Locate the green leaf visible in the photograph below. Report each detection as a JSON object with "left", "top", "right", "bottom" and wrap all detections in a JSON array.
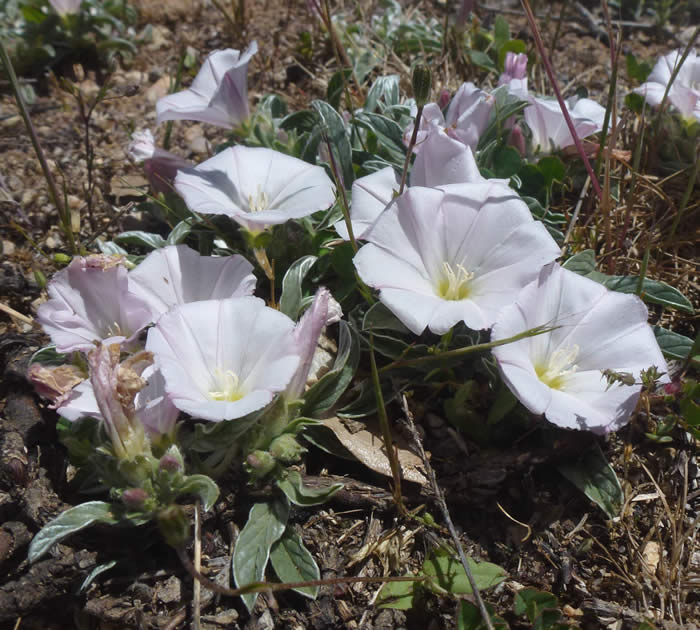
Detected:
[
  {"left": 302, "top": 321, "right": 360, "bottom": 417},
  {"left": 537, "top": 156, "right": 566, "bottom": 189},
  {"left": 232, "top": 498, "right": 290, "bottom": 612},
  {"left": 276, "top": 470, "right": 343, "bottom": 506},
  {"left": 29, "top": 501, "right": 118, "bottom": 563},
  {"left": 653, "top": 325, "right": 694, "bottom": 360},
  {"left": 626, "top": 53, "right": 652, "bottom": 84},
  {"left": 497, "top": 39, "right": 527, "bottom": 70},
  {"left": 376, "top": 578, "right": 416, "bottom": 610},
  {"left": 562, "top": 249, "right": 597, "bottom": 274},
  {"left": 30, "top": 344, "right": 67, "bottom": 366},
  {"left": 279, "top": 255, "right": 317, "bottom": 320},
  {"left": 492, "top": 146, "right": 523, "bottom": 178},
  {"left": 363, "top": 302, "right": 411, "bottom": 334},
  {"left": 468, "top": 49, "right": 497, "bottom": 72},
  {"left": 79, "top": 560, "right": 118, "bottom": 594},
  {"left": 557, "top": 441, "right": 622, "bottom": 519},
  {"left": 97, "top": 239, "right": 128, "bottom": 256},
  {"left": 114, "top": 231, "right": 167, "bottom": 250},
  {"left": 327, "top": 69, "right": 353, "bottom": 110},
  {"left": 423, "top": 547, "right": 506, "bottom": 595},
  {"left": 279, "top": 110, "right": 317, "bottom": 134},
  {"left": 493, "top": 15, "right": 510, "bottom": 53},
  {"left": 312, "top": 100, "right": 354, "bottom": 187},
  {"left": 269, "top": 527, "right": 320, "bottom": 598},
  {"left": 177, "top": 474, "right": 220, "bottom": 512},
  {"left": 458, "top": 601, "right": 509, "bottom": 630},
  {"left": 166, "top": 218, "right": 197, "bottom": 245},
  {"left": 365, "top": 74, "right": 400, "bottom": 113},
  {"left": 354, "top": 112, "right": 406, "bottom": 165},
  {"left": 514, "top": 589, "right": 565, "bottom": 628}
]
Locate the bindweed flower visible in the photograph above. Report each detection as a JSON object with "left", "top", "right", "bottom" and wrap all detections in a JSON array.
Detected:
[
  {"left": 491, "top": 263, "right": 669, "bottom": 433},
  {"left": 174, "top": 146, "right": 336, "bottom": 233},
  {"left": 156, "top": 43, "right": 258, "bottom": 129},
  {"left": 524, "top": 95, "right": 607, "bottom": 153},
  {"left": 353, "top": 183, "right": 560, "bottom": 334},
  {"left": 334, "top": 135, "right": 486, "bottom": 241},
  {"left": 128, "top": 244, "right": 256, "bottom": 319},
  {"left": 49, "top": 0, "right": 81, "bottom": 16},
  {"left": 146, "top": 297, "right": 301, "bottom": 422},
  {"left": 37, "top": 255, "right": 154, "bottom": 353},
  {"left": 405, "top": 82, "right": 494, "bottom": 153},
  {"left": 633, "top": 49, "right": 700, "bottom": 122},
  {"left": 334, "top": 167, "right": 397, "bottom": 241},
  {"left": 498, "top": 52, "right": 528, "bottom": 99},
  {"left": 128, "top": 130, "right": 192, "bottom": 194},
  {"left": 88, "top": 344, "right": 152, "bottom": 459},
  {"left": 286, "top": 288, "right": 342, "bottom": 400}
]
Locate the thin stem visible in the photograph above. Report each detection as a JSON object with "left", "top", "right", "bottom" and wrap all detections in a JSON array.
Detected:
[
  {"left": 667, "top": 147, "right": 700, "bottom": 242},
  {"left": 401, "top": 396, "right": 495, "bottom": 630},
  {"left": 370, "top": 335, "right": 405, "bottom": 515},
  {"left": 399, "top": 105, "right": 423, "bottom": 195},
  {"left": 324, "top": 133, "right": 358, "bottom": 253},
  {"left": 520, "top": 0, "right": 602, "bottom": 200},
  {"left": 0, "top": 39, "right": 77, "bottom": 254},
  {"left": 380, "top": 324, "right": 554, "bottom": 374},
  {"left": 193, "top": 502, "right": 201, "bottom": 630},
  {"left": 176, "top": 546, "right": 421, "bottom": 598}
]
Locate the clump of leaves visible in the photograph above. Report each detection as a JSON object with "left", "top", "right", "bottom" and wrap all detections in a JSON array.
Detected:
[{"left": 0, "top": 0, "right": 138, "bottom": 79}]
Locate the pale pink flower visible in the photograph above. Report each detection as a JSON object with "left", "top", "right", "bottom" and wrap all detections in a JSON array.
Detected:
[
  {"left": 146, "top": 297, "right": 301, "bottom": 422},
  {"left": 128, "top": 244, "right": 256, "bottom": 319},
  {"left": 498, "top": 52, "right": 528, "bottom": 99},
  {"left": 634, "top": 49, "right": 700, "bottom": 121},
  {"left": 492, "top": 263, "right": 669, "bottom": 433},
  {"left": 128, "top": 129, "right": 192, "bottom": 194},
  {"left": 49, "top": 0, "right": 81, "bottom": 16},
  {"left": 156, "top": 43, "right": 258, "bottom": 129},
  {"left": 174, "top": 146, "right": 336, "bottom": 232},
  {"left": 353, "top": 183, "right": 560, "bottom": 335}
]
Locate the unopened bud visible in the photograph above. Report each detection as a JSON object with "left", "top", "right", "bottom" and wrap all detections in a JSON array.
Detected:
[
  {"left": 411, "top": 64, "right": 432, "bottom": 107},
  {"left": 159, "top": 453, "right": 183, "bottom": 473},
  {"left": 246, "top": 450, "right": 276, "bottom": 480},
  {"left": 53, "top": 253, "right": 72, "bottom": 265},
  {"left": 122, "top": 488, "right": 149, "bottom": 510},
  {"left": 269, "top": 434, "right": 307, "bottom": 465},
  {"left": 157, "top": 505, "right": 189, "bottom": 548}
]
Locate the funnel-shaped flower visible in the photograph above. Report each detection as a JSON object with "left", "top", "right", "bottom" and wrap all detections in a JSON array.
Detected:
[
  {"left": 128, "top": 129, "right": 192, "bottom": 194},
  {"left": 146, "top": 297, "right": 301, "bottom": 422},
  {"left": 405, "top": 82, "right": 494, "bottom": 153},
  {"left": 286, "top": 288, "right": 342, "bottom": 400},
  {"left": 492, "top": 263, "right": 669, "bottom": 433},
  {"left": 49, "top": 0, "right": 81, "bottom": 15},
  {"left": 128, "top": 244, "right": 256, "bottom": 318},
  {"left": 498, "top": 52, "right": 528, "bottom": 99},
  {"left": 156, "top": 43, "right": 258, "bottom": 129},
  {"left": 174, "top": 146, "right": 336, "bottom": 232},
  {"left": 37, "top": 255, "right": 154, "bottom": 353},
  {"left": 633, "top": 49, "right": 700, "bottom": 121},
  {"left": 524, "top": 96, "right": 606, "bottom": 153},
  {"left": 58, "top": 364, "right": 180, "bottom": 439},
  {"left": 88, "top": 344, "right": 152, "bottom": 459},
  {"left": 353, "top": 183, "right": 560, "bottom": 335}
]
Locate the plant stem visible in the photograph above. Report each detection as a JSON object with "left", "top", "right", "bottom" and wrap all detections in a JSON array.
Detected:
[
  {"left": 399, "top": 105, "right": 423, "bottom": 195},
  {"left": 520, "top": 0, "right": 602, "bottom": 200},
  {"left": 0, "top": 39, "right": 77, "bottom": 254}
]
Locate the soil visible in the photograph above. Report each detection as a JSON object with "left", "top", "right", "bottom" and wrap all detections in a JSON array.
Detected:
[{"left": 0, "top": 0, "right": 698, "bottom": 629}]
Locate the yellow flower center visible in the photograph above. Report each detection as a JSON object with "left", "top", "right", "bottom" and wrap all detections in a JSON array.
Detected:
[
  {"left": 209, "top": 368, "right": 244, "bottom": 402},
  {"left": 535, "top": 345, "right": 579, "bottom": 390},
  {"left": 436, "top": 262, "right": 473, "bottom": 300},
  {"left": 248, "top": 186, "right": 269, "bottom": 213}
]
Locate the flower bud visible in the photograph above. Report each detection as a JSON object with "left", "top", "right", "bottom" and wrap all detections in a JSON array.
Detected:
[
  {"left": 122, "top": 488, "right": 149, "bottom": 510},
  {"left": 411, "top": 64, "right": 432, "bottom": 107},
  {"left": 157, "top": 505, "right": 189, "bottom": 548},
  {"left": 245, "top": 450, "right": 276, "bottom": 480},
  {"left": 159, "top": 453, "right": 183, "bottom": 473},
  {"left": 269, "top": 434, "right": 307, "bottom": 465}
]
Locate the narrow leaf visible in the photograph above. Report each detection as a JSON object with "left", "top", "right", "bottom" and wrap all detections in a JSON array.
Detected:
[
  {"left": 652, "top": 325, "right": 694, "bottom": 360},
  {"left": 276, "top": 470, "right": 343, "bottom": 506},
  {"left": 114, "top": 231, "right": 167, "bottom": 250},
  {"left": 29, "top": 501, "right": 117, "bottom": 563},
  {"left": 232, "top": 498, "right": 290, "bottom": 612},
  {"left": 557, "top": 442, "right": 622, "bottom": 518},
  {"left": 376, "top": 578, "right": 416, "bottom": 610},
  {"left": 312, "top": 100, "right": 354, "bottom": 187},
  {"left": 279, "top": 255, "right": 317, "bottom": 320},
  {"left": 423, "top": 547, "right": 506, "bottom": 595},
  {"left": 269, "top": 527, "right": 320, "bottom": 598},
  {"left": 177, "top": 474, "right": 220, "bottom": 512}
]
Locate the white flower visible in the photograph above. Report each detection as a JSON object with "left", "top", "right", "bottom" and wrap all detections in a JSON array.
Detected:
[
  {"left": 128, "top": 244, "right": 256, "bottom": 319},
  {"left": 145, "top": 297, "right": 301, "bottom": 422},
  {"left": 634, "top": 49, "right": 700, "bottom": 121},
  {"left": 156, "top": 43, "right": 258, "bottom": 129},
  {"left": 37, "top": 256, "right": 154, "bottom": 353},
  {"left": 524, "top": 96, "right": 607, "bottom": 153},
  {"left": 174, "top": 146, "right": 336, "bottom": 232},
  {"left": 49, "top": 0, "right": 81, "bottom": 16},
  {"left": 353, "top": 183, "right": 560, "bottom": 334},
  {"left": 492, "top": 263, "right": 669, "bottom": 433}
]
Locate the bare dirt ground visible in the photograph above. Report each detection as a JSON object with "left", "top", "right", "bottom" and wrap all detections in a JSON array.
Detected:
[{"left": 0, "top": 1, "right": 698, "bottom": 628}]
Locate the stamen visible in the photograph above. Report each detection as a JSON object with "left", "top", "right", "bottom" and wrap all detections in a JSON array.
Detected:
[
  {"left": 436, "top": 262, "right": 474, "bottom": 300},
  {"left": 248, "top": 185, "right": 269, "bottom": 213},
  {"left": 209, "top": 368, "right": 244, "bottom": 402},
  {"left": 535, "top": 344, "right": 579, "bottom": 390},
  {"left": 105, "top": 321, "right": 123, "bottom": 337}
]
